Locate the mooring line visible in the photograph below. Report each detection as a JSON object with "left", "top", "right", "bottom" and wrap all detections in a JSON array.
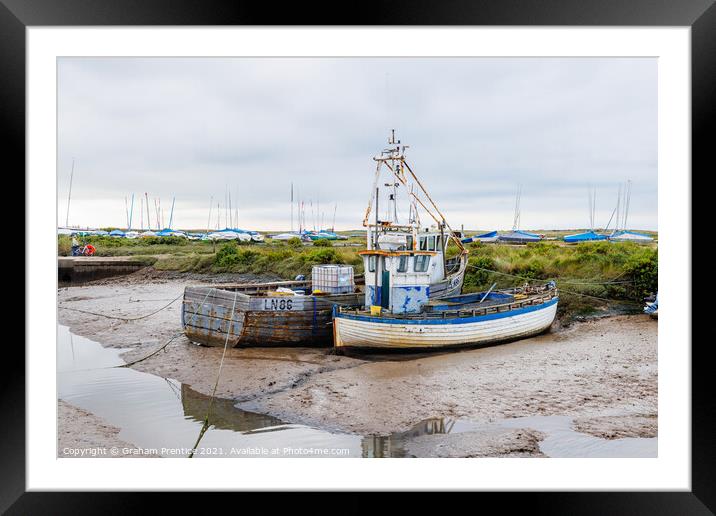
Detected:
[
  {"left": 58, "top": 293, "right": 183, "bottom": 321},
  {"left": 189, "top": 289, "right": 239, "bottom": 458},
  {"left": 464, "top": 264, "right": 639, "bottom": 303},
  {"left": 112, "top": 288, "right": 217, "bottom": 369}
]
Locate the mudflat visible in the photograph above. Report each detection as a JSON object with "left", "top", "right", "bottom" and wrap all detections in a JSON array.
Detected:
[{"left": 57, "top": 272, "right": 657, "bottom": 457}]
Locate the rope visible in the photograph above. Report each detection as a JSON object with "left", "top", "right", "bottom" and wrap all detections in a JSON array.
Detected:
[
  {"left": 112, "top": 288, "right": 216, "bottom": 368},
  {"left": 59, "top": 293, "right": 183, "bottom": 321},
  {"left": 465, "top": 263, "right": 632, "bottom": 287},
  {"left": 464, "top": 264, "right": 634, "bottom": 303},
  {"left": 189, "top": 289, "right": 239, "bottom": 458},
  {"left": 117, "top": 331, "right": 184, "bottom": 368}
]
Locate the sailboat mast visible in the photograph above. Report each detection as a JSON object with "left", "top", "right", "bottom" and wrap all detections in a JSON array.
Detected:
[
  {"left": 168, "top": 197, "right": 175, "bottom": 229},
  {"left": 65, "top": 158, "right": 75, "bottom": 227},
  {"left": 624, "top": 181, "right": 631, "bottom": 231},
  {"left": 206, "top": 196, "right": 213, "bottom": 233}
]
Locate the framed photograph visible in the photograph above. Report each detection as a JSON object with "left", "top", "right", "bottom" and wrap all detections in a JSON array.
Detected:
[{"left": 6, "top": 0, "right": 709, "bottom": 511}]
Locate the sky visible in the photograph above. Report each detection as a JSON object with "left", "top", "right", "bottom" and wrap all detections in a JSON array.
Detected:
[{"left": 57, "top": 57, "right": 657, "bottom": 232}]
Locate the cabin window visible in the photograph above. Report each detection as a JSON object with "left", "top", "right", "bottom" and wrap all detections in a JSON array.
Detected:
[
  {"left": 414, "top": 255, "right": 431, "bottom": 272},
  {"left": 368, "top": 255, "right": 376, "bottom": 272},
  {"left": 436, "top": 235, "right": 442, "bottom": 250},
  {"left": 419, "top": 237, "right": 427, "bottom": 250},
  {"left": 406, "top": 235, "right": 413, "bottom": 250},
  {"left": 397, "top": 255, "right": 409, "bottom": 273},
  {"left": 428, "top": 236, "right": 436, "bottom": 251}
]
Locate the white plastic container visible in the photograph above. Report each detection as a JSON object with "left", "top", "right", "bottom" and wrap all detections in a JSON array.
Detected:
[{"left": 312, "top": 265, "right": 355, "bottom": 294}]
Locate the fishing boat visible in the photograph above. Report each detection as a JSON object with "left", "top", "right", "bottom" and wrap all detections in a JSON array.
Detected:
[
  {"left": 359, "top": 131, "right": 468, "bottom": 305},
  {"left": 332, "top": 131, "right": 557, "bottom": 351},
  {"left": 333, "top": 283, "right": 559, "bottom": 350},
  {"left": 182, "top": 276, "right": 362, "bottom": 347}
]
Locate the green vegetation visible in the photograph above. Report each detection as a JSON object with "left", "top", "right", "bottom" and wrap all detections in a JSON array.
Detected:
[
  {"left": 462, "top": 240, "right": 658, "bottom": 318},
  {"left": 58, "top": 234, "right": 211, "bottom": 256},
  {"left": 208, "top": 241, "right": 362, "bottom": 277},
  {"left": 58, "top": 232, "right": 657, "bottom": 319}
]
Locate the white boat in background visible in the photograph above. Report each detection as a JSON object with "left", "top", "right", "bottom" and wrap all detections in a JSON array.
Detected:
[
  {"left": 644, "top": 293, "right": 658, "bottom": 319},
  {"left": 271, "top": 233, "right": 300, "bottom": 241},
  {"left": 609, "top": 230, "right": 654, "bottom": 243},
  {"left": 462, "top": 230, "right": 499, "bottom": 244},
  {"left": 208, "top": 229, "right": 252, "bottom": 242}
]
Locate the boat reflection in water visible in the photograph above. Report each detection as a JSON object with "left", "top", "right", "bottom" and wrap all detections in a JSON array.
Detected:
[{"left": 362, "top": 418, "right": 468, "bottom": 458}]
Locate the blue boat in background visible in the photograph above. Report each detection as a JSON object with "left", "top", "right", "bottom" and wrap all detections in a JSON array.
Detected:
[{"left": 563, "top": 230, "right": 608, "bottom": 243}]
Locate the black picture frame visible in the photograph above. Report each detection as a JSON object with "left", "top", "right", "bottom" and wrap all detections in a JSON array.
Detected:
[{"left": 4, "top": 0, "right": 709, "bottom": 512}]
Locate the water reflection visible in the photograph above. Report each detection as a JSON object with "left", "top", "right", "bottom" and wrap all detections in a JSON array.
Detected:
[
  {"left": 58, "top": 325, "right": 423, "bottom": 458},
  {"left": 363, "top": 418, "right": 477, "bottom": 458},
  {"left": 57, "top": 325, "right": 656, "bottom": 458}
]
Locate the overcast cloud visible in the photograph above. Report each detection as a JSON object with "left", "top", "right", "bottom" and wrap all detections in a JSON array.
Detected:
[{"left": 58, "top": 57, "right": 657, "bottom": 231}]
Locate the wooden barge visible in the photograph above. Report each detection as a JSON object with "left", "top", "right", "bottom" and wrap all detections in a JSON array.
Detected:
[{"left": 181, "top": 280, "right": 362, "bottom": 347}]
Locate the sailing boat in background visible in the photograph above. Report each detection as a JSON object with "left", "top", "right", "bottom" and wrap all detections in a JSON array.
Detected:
[
  {"left": 563, "top": 185, "right": 608, "bottom": 243},
  {"left": 608, "top": 180, "right": 654, "bottom": 243},
  {"left": 498, "top": 185, "right": 542, "bottom": 244}
]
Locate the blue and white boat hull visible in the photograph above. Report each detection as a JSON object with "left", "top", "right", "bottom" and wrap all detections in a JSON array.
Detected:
[{"left": 334, "top": 297, "right": 558, "bottom": 350}]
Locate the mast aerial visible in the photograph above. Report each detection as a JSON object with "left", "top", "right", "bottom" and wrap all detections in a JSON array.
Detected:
[{"left": 363, "top": 130, "right": 466, "bottom": 254}]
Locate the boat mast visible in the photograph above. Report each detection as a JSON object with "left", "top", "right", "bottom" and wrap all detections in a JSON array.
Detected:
[
  {"left": 512, "top": 184, "right": 522, "bottom": 231},
  {"left": 65, "top": 158, "right": 75, "bottom": 227},
  {"left": 145, "top": 192, "right": 150, "bottom": 230},
  {"left": 623, "top": 180, "right": 632, "bottom": 231},
  {"left": 365, "top": 130, "right": 466, "bottom": 254},
  {"left": 206, "top": 196, "right": 213, "bottom": 233},
  {"left": 128, "top": 193, "right": 134, "bottom": 231},
  {"left": 168, "top": 196, "right": 175, "bottom": 229}
]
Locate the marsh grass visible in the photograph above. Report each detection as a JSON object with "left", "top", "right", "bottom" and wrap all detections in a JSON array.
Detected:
[{"left": 58, "top": 234, "right": 656, "bottom": 317}]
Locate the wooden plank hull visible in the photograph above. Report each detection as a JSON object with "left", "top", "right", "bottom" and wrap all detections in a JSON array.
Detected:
[
  {"left": 182, "top": 285, "right": 362, "bottom": 347},
  {"left": 334, "top": 297, "right": 558, "bottom": 350}
]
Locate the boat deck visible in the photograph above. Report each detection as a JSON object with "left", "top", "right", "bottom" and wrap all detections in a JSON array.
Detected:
[{"left": 338, "top": 287, "right": 558, "bottom": 320}]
